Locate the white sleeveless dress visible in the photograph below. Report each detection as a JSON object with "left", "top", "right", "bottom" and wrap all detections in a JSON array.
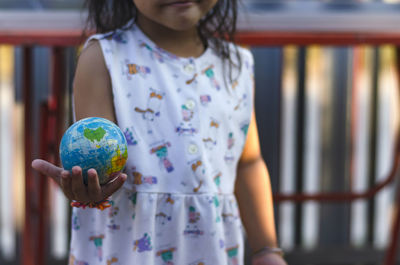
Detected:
[{"left": 69, "top": 23, "right": 254, "bottom": 265}]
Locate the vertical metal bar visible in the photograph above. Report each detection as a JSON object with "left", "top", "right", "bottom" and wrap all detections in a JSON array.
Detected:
[
  {"left": 22, "top": 46, "right": 35, "bottom": 265},
  {"left": 38, "top": 103, "right": 50, "bottom": 265},
  {"left": 294, "top": 47, "right": 306, "bottom": 246},
  {"left": 349, "top": 48, "right": 360, "bottom": 193},
  {"left": 367, "top": 47, "right": 380, "bottom": 244}
]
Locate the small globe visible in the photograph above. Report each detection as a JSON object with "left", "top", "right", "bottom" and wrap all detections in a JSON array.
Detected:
[{"left": 59, "top": 117, "right": 128, "bottom": 185}]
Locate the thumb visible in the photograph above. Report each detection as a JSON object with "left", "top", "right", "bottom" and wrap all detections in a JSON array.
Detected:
[
  {"left": 31, "top": 159, "right": 63, "bottom": 185},
  {"left": 101, "top": 173, "right": 127, "bottom": 199}
]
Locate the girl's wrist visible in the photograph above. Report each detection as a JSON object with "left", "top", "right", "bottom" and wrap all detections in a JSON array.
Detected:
[{"left": 252, "top": 246, "right": 284, "bottom": 258}]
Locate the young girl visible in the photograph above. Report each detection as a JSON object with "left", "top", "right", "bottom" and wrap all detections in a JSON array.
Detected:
[{"left": 32, "top": 1, "right": 287, "bottom": 264}]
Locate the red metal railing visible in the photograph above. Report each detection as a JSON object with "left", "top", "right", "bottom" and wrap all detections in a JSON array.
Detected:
[{"left": 2, "top": 29, "right": 400, "bottom": 265}]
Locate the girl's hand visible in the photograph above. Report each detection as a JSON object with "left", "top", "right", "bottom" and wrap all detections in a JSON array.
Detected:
[
  {"left": 31, "top": 159, "right": 127, "bottom": 205},
  {"left": 252, "top": 253, "right": 288, "bottom": 265}
]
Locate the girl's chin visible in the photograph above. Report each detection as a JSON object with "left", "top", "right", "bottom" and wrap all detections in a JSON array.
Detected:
[{"left": 163, "top": 16, "right": 202, "bottom": 31}]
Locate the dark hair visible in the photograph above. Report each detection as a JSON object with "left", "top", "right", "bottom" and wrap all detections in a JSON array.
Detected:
[{"left": 84, "top": 0, "right": 241, "bottom": 83}]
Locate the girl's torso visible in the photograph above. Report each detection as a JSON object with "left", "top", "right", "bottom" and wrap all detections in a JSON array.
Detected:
[{"left": 96, "top": 23, "right": 255, "bottom": 195}]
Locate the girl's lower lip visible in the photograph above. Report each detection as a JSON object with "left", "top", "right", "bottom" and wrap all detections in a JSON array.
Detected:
[{"left": 167, "top": 1, "right": 195, "bottom": 7}]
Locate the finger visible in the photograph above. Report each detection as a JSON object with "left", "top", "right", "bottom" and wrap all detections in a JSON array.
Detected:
[
  {"left": 87, "top": 169, "right": 102, "bottom": 202},
  {"left": 71, "top": 166, "right": 89, "bottom": 202},
  {"left": 61, "top": 171, "right": 74, "bottom": 200},
  {"left": 101, "top": 173, "right": 127, "bottom": 199},
  {"left": 31, "top": 159, "right": 62, "bottom": 185},
  {"left": 60, "top": 170, "right": 74, "bottom": 200}
]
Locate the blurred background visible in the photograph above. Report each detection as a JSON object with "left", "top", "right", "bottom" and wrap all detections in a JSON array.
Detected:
[{"left": 1, "top": 0, "right": 400, "bottom": 265}]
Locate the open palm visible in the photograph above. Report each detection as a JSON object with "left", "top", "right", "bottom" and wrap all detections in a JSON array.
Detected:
[{"left": 31, "top": 159, "right": 127, "bottom": 205}]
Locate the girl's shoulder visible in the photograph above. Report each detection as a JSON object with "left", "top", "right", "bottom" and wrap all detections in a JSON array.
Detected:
[{"left": 84, "top": 28, "right": 131, "bottom": 48}]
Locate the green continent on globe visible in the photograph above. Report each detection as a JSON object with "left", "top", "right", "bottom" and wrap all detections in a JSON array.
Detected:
[{"left": 84, "top": 127, "right": 106, "bottom": 142}]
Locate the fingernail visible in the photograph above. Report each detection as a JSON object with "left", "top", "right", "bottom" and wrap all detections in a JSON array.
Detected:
[
  {"left": 121, "top": 174, "right": 127, "bottom": 181},
  {"left": 31, "top": 160, "right": 38, "bottom": 168},
  {"left": 72, "top": 166, "right": 81, "bottom": 174}
]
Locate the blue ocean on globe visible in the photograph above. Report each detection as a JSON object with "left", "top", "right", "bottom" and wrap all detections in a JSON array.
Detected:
[{"left": 59, "top": 117, "right": 128, "bottom": 185}]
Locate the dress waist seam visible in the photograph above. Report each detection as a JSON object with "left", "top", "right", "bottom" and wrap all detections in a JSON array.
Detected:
[{"left": 121, "top": 189, "right": 235, "bottom": 196}]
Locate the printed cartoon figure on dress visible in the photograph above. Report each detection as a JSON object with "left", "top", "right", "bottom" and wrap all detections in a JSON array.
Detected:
[
  {"left": 156, "top": 196, "right": 174, "bottom": 228},
  {"left": 89, "top": 234, "right": 105, "bottom": 262},
  {"left": 184, "top": 206, "right": 204, "bottom": 237},
  {"left": 157, "top": 246, "right": 177, "bottom": 265},
  {"left": 133, "top": 233, "right": 153, "bottom": 252},
  {"left": 202, "top": 64, "right": 220, "bottom": 90},
  {"left": 135, "top": 88, "right": 165, "bottom": 121},
  {"left": 226, "top": 245, "right": 240, "bottom": 265},
  {"left": 123, "top": 126, "right": 139, "bottom": 146},
  {"left": 224, "top": 132, "right": 235, "bottom": 164},
  {"left": 106, "top": 201, "right": 121, "bottom": 232},
  {"left": 135, "top": 88, "right": 165, "bottom": 134},
  {"left": 155, "top": 211, "right": 172, "bottom": 226},
  {"left": 203, "top": 118, "right": 220, "bottom": 150},
  {"left": 176, "top": 98, "right": 198, "bottom": 136},
  {"left": 106, "top": 255, "right": 121, "bottom": 265},
  {"left": 190, "top": 159, "right": 206, "bottom": 192},
  {"left": 123, "top": 59, "right": 151, "bottom": 80},
  {"left": 150, "top": 141, "right": 174, "bottom": 173},
  {"left": 200, "top": 94, "right": 212, "bottom": 106},
  {"left": 131, "top": 166, "right": 158, "bottom": 185}
]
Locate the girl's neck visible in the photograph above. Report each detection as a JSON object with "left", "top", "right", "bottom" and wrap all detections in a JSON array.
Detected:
[{"left": 136, "top": 15, "right": 205, "bottom": 58}]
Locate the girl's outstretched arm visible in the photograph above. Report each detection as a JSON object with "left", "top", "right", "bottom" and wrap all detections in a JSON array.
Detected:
[
  {"left": 32, "top": 40, "right": 126, "bottom": 206},
  {"left": 73, "top": 40, "right": 117, "bottom": 122},
  {"left": 235, "top": 110, "right": 287, "bottom": 265}
]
